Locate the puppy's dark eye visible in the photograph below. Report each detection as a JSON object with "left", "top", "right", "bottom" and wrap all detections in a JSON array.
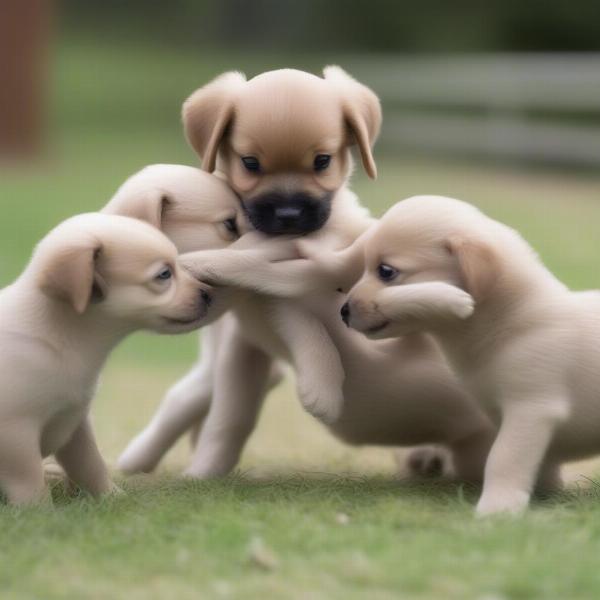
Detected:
[
  {"left": 241, "top": 156, "right": 260, "bottom": 172},
  {"left": 377, "top": 263, "right": 399, "bottom": 282},
  {"left": 156, "top": 267, "right": 172, "bottom": 281},
  {"left": 223, "top": 217, "right": 239, "bottom": 236},
  {"left": 314, "top": 154, "right": 331, "bottom": 171}
]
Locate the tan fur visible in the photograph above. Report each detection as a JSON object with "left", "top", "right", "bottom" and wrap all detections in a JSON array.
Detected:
[
  {"left": 0, "top": 213, "right": 213, "bottom": 504},
  {"left": 183, "top": 66, "right": 381, "bottom": 189},
  {"left": 183, "top": 72, "right": 247, "bottom": 173}
]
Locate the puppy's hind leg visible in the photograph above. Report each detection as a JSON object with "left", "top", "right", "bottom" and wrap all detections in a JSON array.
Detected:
[
  {"left": 118, "top": 320, "right": 226, "bottom": 474},
  {"left": 185, "top": 322, "right": 272, "bottom": 479},
  {"left": 0, "top": 424, "right": 49, "bottom": 505},
  {"left": 271, "top": 301, "right": 345, "bottom": 425},
  {"left": 188, "top": 358, "right": 285, "bottom": 448},
  {"left": 56, "top": 417, "right": 117, "bottom": 496}
]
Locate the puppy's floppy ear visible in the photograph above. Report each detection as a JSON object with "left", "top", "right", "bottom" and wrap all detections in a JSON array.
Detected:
[
  {"left": 323, "top": 66, "right": 382, "bottom": 179},
  {"left": 104, "top": 189, "right": 170, "bottom": 230},
  {"left": 445, "top": 236, "right": 497, "bottom": 301},
  {"left": 38, "top": 238, "right": 103, "bottom": 314},
  {"left": 182, "top": 71, "right": 247, "bottom": 173}
]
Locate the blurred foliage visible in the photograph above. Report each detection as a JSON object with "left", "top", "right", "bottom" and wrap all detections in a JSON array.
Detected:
[{"left": 61, "top": 0, "right": 600, "bottom": 53}]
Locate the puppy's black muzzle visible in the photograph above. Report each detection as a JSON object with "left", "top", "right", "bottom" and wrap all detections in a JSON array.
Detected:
[{"left": 243, "top": 191, "right": 332, "bottom": 235}]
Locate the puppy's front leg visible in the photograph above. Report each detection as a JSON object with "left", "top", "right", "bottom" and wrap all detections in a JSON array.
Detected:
[
  {"left": 56, "top": 417, "right": 118, "bottom": 497},
  {"left": 185, "top": 321, "right": 272, "bottom": 479},
  {"left": 376, "top": 282, "right": 475, "bottom": 328},
  {"left": 0, "top": 424, "right": 48, "bottom": 505},
  {"left": 476, "top": 397, "right": 567, "bottom": 517},
  {"left": 232, "top": 232, "right": 368, "bottom": 297},
  {"left": 272, "top": 301, "right": 345, "bottom": 424},
  {"left": 180, "top": 249, "right": 333, "bottom": 298}
]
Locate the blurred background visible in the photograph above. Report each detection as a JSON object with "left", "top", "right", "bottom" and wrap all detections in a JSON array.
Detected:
[{"left": 1, "top": 0, "right": 600, "bottom": 472}]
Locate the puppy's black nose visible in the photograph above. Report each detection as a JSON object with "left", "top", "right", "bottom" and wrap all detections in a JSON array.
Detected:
[
  {"left": 243, "top": 191, "right": 332, "bottom": 235},
  {"left": 275, "top": 205, "right": 303, "bottom": 222},
  {"left": 200, "top": 289, "right": 212, "bottom": 307},
  {"left": 340, "top": 302, "right": 350, "bottom": 326}
]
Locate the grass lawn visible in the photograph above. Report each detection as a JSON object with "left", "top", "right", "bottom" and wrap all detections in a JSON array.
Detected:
[{"left": 2, "top": 36, "right": 600, "bottom": 599}]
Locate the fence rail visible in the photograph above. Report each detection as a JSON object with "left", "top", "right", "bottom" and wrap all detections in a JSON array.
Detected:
[{"left": 348, "top": 54, "right": 600, "bottom": 165}]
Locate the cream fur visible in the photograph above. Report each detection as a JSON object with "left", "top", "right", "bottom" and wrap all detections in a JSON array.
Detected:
[
  {"left": 344, "top": 194, "right": 600, "bottom": 515},
  {"left": 0, "top": 213, "right": 212, "bottom": 504}
]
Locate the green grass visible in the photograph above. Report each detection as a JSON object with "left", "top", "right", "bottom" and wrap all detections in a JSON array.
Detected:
[
  {"left": 4, "top": 478, "right": 600, "bottom": 600},
  {"left": 2, "top": 36, "right": 600, "bottom": 599}
]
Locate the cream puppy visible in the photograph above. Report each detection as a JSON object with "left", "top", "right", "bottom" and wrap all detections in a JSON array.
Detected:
[
  {"left": 0, "top": 213, "right": 212, "bottom": 504},
  {"left": 341, "top": 194, "right": 600, "bottom": 515},
  {"left": 103, "top": 164, "right": 248, "bottom": 253}
]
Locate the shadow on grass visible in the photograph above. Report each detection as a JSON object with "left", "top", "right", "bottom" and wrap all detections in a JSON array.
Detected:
[
  {"left": 4, "top": 470, "right": 472, "bottom": 509},
  {"left": 95, "top": 470, "right": 485, "bottom": 515},
  {"left": 126, "top": 470, "right": 472, "bottom": 495},
  {"left": 3, "top": 471, "right": 600, "bottom": 516}
]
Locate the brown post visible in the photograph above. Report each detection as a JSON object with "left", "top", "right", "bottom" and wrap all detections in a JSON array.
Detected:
[{"left": 0, "top": 0, "right": 50, "bottom": 161}]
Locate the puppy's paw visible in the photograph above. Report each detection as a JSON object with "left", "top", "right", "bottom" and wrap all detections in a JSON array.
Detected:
[
  {"left": 404, "top": 446, "right": 453, "bottom": 479},
  {"left": 43, "top": 459, "right": 67, "bottom": 483},
  {"left": 444, "top": 286, "right": 475, "bottom": 319},
  {"left": 178, "top": 253, "right": 217, "bottom": 283},
  {"left": 233, "top": 232, "right": 297, "bottom": 261},
  {"left": 295, "top": 237, "right": 323, "bottom": 261},
  {"left": 297, "top": 379, "right": 345, "bottom": 425},
  {"left": 295, "top": 238, "right": 341, "bottom": 277},
  {"left": 476, "top": 489, "right": 530, "bottom": 517},
  {"left": 117, "top": 433, "right": 160, "bottom": 475}
]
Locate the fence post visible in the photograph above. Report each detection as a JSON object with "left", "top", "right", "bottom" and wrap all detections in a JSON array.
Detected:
[{"left": 0, "top": 0, "right": 50, "bottom": 161}]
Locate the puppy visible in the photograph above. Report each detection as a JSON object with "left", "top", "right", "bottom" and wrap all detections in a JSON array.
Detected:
[
  {"left": 0, "top": 213, "right": 212, "bottom": 504},
  {"left": 120, "top": 69, "right": 494, "bottom": 482},
  {"left": 341, "top": 194, "right": 600, "bottom": 515},
  {"left": 182, "top": 66, "right": 379, "bottom": 235},
  {"left": 103, "top": 163, "right": 247, "bottom": 253}
]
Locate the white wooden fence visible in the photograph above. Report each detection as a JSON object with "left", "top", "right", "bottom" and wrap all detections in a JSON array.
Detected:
[{"left": 348, "top": 54, "right": 600, "bottom": 165}]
